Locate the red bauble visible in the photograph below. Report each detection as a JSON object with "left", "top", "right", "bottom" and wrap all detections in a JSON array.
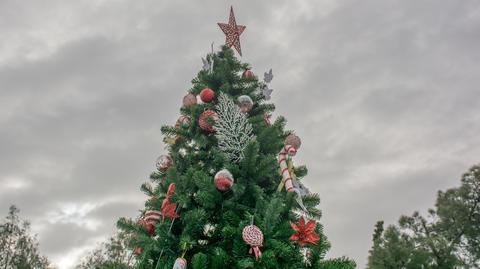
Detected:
[
  {"left": 214, "top": 169, "right": 234, "bottom": 191},
  {"left": 199, "top": 87, "right": 215, "bottom": 102},
  {"left": 145, "top": 223, "right": 155, "bottom": 235},
  {"left": 198, "top": 109, "right": 218, "bottom": 132},
  {"left": 138, "top": 218, "right": 155, "bottom": 236},
  {"left": 243, "top": 69, "right": 254, "bottom": 78},
  {"left": 134, "top": 247, "right": 142, "bottom": 254}
]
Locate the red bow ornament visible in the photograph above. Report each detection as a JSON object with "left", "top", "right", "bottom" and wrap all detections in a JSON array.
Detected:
[
  {"left": 161, "top": 183, "right": 179, "bottom": 219},
  {"left": 289, "top": 216, "right": 320, "bottom": 246}
]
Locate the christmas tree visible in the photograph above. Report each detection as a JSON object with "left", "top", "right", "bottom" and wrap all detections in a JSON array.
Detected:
[{"left": 118, "top": 7, "right": 355, "bottom": 269}]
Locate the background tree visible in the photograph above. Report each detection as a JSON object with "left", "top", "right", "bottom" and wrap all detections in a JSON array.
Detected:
[
  {"left": 76, "top": 231, "right": 135, "bottom": 269},
  {"left": 367, "top": 165, "right": 480, "bottom": 269},
  {"left": 0, "top": 205, "right": 50, "bottom": 269}
]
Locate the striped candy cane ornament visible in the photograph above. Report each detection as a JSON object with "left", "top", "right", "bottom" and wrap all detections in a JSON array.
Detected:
[
  {"left": 277, "top": 145, "right": 297, "bottom": 192},
  {"left": 277, "top": 145, "right": 308, "bottom": 212},
  {"left": 144, "top": 210, "right": 162, "bottom": 225}
]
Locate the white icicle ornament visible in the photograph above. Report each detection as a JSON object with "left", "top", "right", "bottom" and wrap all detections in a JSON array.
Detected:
[
  {"left": 156, "top": 155, "right": 173, "bottom": 171},
  {"left": 237, "top": 95, "right": 254, "bottom": 113}
]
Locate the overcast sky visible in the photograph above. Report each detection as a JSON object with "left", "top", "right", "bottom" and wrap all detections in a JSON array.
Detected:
[{"left": 1, "top": 0, "right": 479, "bottom": 268}]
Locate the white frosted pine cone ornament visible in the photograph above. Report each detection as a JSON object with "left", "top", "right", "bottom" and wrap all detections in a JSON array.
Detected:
[
  {"left": 214, "top": 169, "right": 234, "bottom": 191},
  {"left": 172, "top": 257, "right": 187, "bottom": 269},
  {"left": 237, "top": 95, "right": 254, "bottom": 113},
  {"left": 242, "top": 69, "right": 254, "bottom": 78},
  {"left": 242, "top": 224, "right": 264, "bottom": 260},
  {"left": 285, "top": 133, "right": 301, "bottom": 150},
  {"left": 182, "top": 93, "right": 197, "bottom": 107},
  {"left": 156, "top": 155, "right": 173, "bottom": 171},
  {"left": 178, "top": 148, "right": 187, "bottom": 157}
]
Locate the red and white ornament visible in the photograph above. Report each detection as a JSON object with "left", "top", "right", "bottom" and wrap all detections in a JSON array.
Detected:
[
  {"left": 183, "top": 93, "right": 197, "bottom": 107},
  {"left": 277, "top": 145, "right": 308, "bottom": 212},
  {"left": 173, "top": 257, "right": 187, "bottom": 269},
  {"left": 243, "top": 69, "right": 254, "bottom": 78},
  {"left": 198, "top": 109, "right": 218, "bottom": 132},
  {"left": 237, "top": 95, "right": 254, "bottom": 113},
  {"left": 263, "top": 113, "right": 272, "bottom": 126},
  {"left": 278, "top": 145, "right": 297, "bottom": 192},
  {"left": 214, "top": 169, "right": 234, "bottom": 191},
  {"left": 175, "top": 115, "right": 190, "bottom": 128},
  {"left": 138, "top": 217, "right": 155, "bottom": 236},
  {"left": 285, "top": 133, "right": 301, "bottom": 150},
  {"left": 144, "top": 210, "right": 162, "bottom": 224},
  {"left": 156, "top": 155, "right": 173, "bottom": 171},
  {"left": 242, "top": 225, "right": 264, "bottom": 260},
  {"left": 199, "top": 87, "right": 215, "bottom": 102}
]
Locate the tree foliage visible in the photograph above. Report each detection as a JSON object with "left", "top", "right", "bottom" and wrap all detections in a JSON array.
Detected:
[
  {"left": 76, "top": 231, "right": 135, "bottom": 269},
  {"left": 117, "top": 46, "right": 355, "bottom": 269},
  {"left": 367, "top": 165, "right": 480, "bottom": 269},
  {"left": 0, "top": 205, "right": 50, "bottom": 269}
]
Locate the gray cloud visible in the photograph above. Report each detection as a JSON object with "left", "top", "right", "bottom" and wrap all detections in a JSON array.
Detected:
[{"left": 1, "top": 0, "right": 479, "bottom": 268}]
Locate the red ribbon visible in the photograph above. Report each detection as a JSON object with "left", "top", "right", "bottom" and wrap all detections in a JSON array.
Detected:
[{"left": 249, "top": 246, "right": 262, "bottom": 260}]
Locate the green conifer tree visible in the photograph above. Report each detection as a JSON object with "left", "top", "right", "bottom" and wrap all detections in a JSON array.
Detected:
[
  {"left": 366, "top": 165, "right": 480, "bottom": 269},
  {"left": 117, "top": 46, "right": 355, "bottom": 269}
]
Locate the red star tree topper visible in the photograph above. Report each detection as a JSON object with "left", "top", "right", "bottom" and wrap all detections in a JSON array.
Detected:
[
  {"left": 289, "top": 216, "right": 320, "bottom": 247},
  {"left": 218, "top": 6, "right": 246, "bottom": 56}
]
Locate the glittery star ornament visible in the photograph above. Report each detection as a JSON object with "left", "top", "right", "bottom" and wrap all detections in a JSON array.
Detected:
[
  {"left": 218, "top": 6, "right": 246, "bottom": 56},
  {"left": 289, "top": 216, "right": 320, "bottom": 247}
]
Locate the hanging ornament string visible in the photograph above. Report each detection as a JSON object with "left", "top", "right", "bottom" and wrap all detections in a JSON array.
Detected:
[
  {"left": 156, "top": 205, "right": 181, "bottom": 269},
  {"left": 210, "top": 42, "right": 215, "bottom": 73},
  {"left": 181, "top": 242, "right": 188, "bottom": 258}
]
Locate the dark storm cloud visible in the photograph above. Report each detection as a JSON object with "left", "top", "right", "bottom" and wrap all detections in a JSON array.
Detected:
[{"left": 1, "top": 0, "right": 479, "bottom": 268}]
